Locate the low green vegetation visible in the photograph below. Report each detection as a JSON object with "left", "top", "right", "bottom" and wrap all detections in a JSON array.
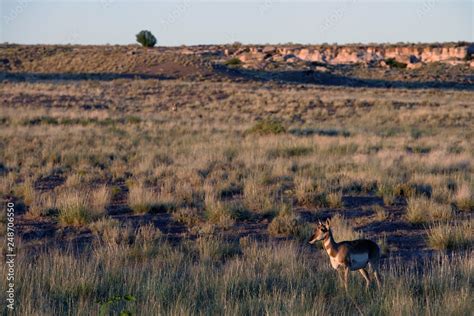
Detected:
[
  {"left": 224, "top": 57, "right": 242, "bottom": 66},
  {"left": 385, "top": 58, "right": 407, "bottom": 69},
  {"left": 245, "top": 119, "right": 286, "bottom": 135}
]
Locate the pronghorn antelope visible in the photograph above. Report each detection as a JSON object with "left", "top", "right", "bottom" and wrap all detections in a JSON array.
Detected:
[{"left": 309, "top": 219, "right": 382, "bottom": 290}]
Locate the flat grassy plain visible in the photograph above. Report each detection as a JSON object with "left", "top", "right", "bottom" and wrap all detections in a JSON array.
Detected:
[{"left": 0, "top": 45, "right": 473, "bottom": 315}]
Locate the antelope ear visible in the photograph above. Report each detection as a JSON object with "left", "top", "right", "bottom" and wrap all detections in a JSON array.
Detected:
[
  {"left": 318, "top": 220, "right": 322, "bottom": 225},
  {"left": 325, "top": 218, "right": 331, "bottom": 227}
]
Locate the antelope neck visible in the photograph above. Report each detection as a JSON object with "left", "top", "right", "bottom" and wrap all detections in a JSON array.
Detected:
[{"left": 323, "top": 230, "right": 338, "bottom": 257}]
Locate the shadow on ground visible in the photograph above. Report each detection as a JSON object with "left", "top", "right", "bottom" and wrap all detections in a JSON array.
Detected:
[
  {"left": 213, "top": 65, "right": 474, "bottom": 91},
  {"left": 0, "top": 72, "right": 173, "bottom": 82}
]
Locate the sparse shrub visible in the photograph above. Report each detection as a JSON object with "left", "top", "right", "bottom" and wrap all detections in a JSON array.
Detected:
[
  {"left": 455, "top": 198, "right": 474, "bottom": 212},
  {"left": 406, "top": 197, "right": 429, "bottom": 224},
  {"left": 19, "top": 179, "right": 36, "bottom": 206},
  {"left": 373, "top": 205, "right": 388, "bottom": 221},
  {"left": 224, "top": 57, "right": 242, "bottom": 66},
  {"left": 267, "top": 146, "right": 313, "bottom": 159},
  {"left": 192, "top": 222, "right": 216, "bottom": 235},
  {"left": 430, "top": 203, "right": 453, "bottom": 221},
  {"left": 410, "top": 128, "right": 424, "bottom": 139},
  {"left": 91, "top": 185, "right": 111, "bottom": 213},
  {"left": 27, "top": 192, "right": 57, "bottom": 218},
  {"left": 294, "top": 176, "right": 328, "bottom": 208},
  {"left": 447, "top": 144, "right": 464, "bottom": 154},
  {"left": 243, "top": 175, "right": 274, "bottom": 212},
  {"left": 329, "top": 214, "right": 363, "bottom": 242},
  {"left": 268, "top": 205, "right": 301, "bottom": 237},
  {"left": 385, "top": 58, "right": 407, "bottom": 69},
  {"left": 128, "top": 182, "right": 158, "bottom": 214},
  {"left": 326, "top": 143, "right": 358, "bottom": 155},
  {"left": 219, "top": 184, "right": 242, "bottom": 200},
  {"left": 205, "top": 201, "right": 234, "bottom": 229},
  {"left": 327, "top": 191, "right": 342, "bottom": 208},
  {"left": 110, "top": 186, "right": 121, "bottom": 198},
  {"left": 97, "top": 294, "right": 136, "bottom": 316},
  {"left": 289, "top": 127, "right": 350, "bottom": 137},
  {"left": 0, "top": 173, "right": 15, "bottom": 198},
  {"left": 135, "top": 223, "right": 162, "bottom": 249},
  {"left": 245, "top": 119, "right": 286, "bottom": 135},
  {"left": 377, "top": 233, "right": 389, "bottom": 255},
  {"left": 294, "top": 176, "right": 314, "bottom": 205},
  {"left": 195, "top": 236, "right": 241, "bottom": 262},
  {"left": 172, "top": 207, "right": 201, "bottom": 228},
  {"left": 379, "top": 185, "right": 396, "bottom": 206},
  {"left": 454, "top": 182, "right": 473, "bottom": 212},
  {"left": 91, "top": 220, "right": 134, "bottom": 251},
  {"left": 204, "top": 182, "right": 234, "bottom": 228},
  {"left": 227, "top": 201, "right": 253, "bottom": 221},
  {"left": 136, "top": 30, "right": 157, "bottom": 48},
  {"left": 21, "top": 116, "right": 59, "bottom": 126},
  {"left": 405, "top": 145, "right": 432, "bottom": 154},
  {"left": 394, "top": 183, "right": 415, "bottom": 198},
  {"left": 65, "top": 173, "right": 86, "bottom": 188},
  {"left": 92, "top": 219, "right": 157, "bottom": 257},
  {"left": 57, "top": 190, "right": 105, "bottom": 226},
  {"left": 406, "top": 196, "right": 452, "bottom": 224},
  {"left": 427, "top": 221, "right": 472, "bottom": 250},
  {"left": 89, "top": 217, "right": 120, "bottom": 236}
]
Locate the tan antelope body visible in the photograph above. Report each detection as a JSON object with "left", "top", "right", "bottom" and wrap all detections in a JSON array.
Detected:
[{"left": 309, "top": 220, "right": 382, "bottom": 290}]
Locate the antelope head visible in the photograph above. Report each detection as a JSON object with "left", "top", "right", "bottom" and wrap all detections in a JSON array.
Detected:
[{"left": 308, "top": 219, "right": 330, "bottom": 244}]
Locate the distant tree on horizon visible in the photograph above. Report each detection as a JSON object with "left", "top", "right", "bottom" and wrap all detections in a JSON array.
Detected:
[{"left": 136, "top": 30, "right": 157, "bottom": 48}]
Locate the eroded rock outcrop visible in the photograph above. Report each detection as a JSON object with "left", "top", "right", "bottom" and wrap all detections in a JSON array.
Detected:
[{"left": 223, "top": 43, "right": 473, "bottom": 68}]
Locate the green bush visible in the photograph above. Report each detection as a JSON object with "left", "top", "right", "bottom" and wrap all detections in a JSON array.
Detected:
[
  {"left": 224, "top": 57, "right": 242, "bottom": 66},
  {"left": 245, "top": 119, "right": 286, "bottom": 136},
  {"left": 136, "top": 30, "right": 157, "bottom": 48},
  {"left": 385, "top": 58, "right": 407, "bottom": 69}
]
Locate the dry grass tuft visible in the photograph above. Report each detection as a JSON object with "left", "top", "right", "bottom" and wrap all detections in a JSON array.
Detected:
[
  {"left": 57, "top": 189, "right": 108, "bottom": 226},
  {"left": 90, "top": 185, "right": 111, "bottom": 212},
  {"left": 373, "top": 205, "right": 388, "bottom": 221},
  {"left": 267, "top": 205, "right": 309, "bottom": 239},
  {"left": 454, "top": 182, "right": 473, "bottom": 212},
  {"left": 406, "top": 197, "right": 452, "bottom": 224},
  {"left": 26, "top": 192, "right": 57, "bottom": 218},
  {"left": 427, "top": 221, "right": 473, "bottom": 250},
  {"left": 294, "top": 176, "right": 327, "bottom": 207},
  {"left": 172, "top": 207, "right": 201, "bottom": 228},
  {"left": 327, "top": 191, "right": 342, "bottom": 208},
  {"left": 243, "top": 175, "right": 274, "bottom": 212},
  {"left": 128, "top": 182, "right": 158, "bottom": 214},
  {"left": 329, "top": 214, "right": 363, "bottom": 242}
]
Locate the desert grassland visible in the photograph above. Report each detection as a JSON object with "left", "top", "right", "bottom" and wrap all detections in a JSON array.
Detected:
[
  {"left": 0, "top": 78, "right": 473, "bottom": 315},
  {"left": 1, "top": 237, "right": 472, "bottom": 315}
]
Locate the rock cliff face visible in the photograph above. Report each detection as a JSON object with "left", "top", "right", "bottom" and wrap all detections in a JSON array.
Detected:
[{"left": 223, "top": 43, "right": 473, "bottom": 67}]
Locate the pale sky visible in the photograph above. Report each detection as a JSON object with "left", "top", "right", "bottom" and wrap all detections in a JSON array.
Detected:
[{"left": 1, "top": 1, "right": 473, "bottom": 45}]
